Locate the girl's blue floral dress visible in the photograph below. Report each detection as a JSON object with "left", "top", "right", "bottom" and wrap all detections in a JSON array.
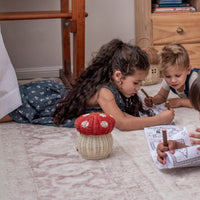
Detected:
[
  {"left": 9, "top": 80, "right": 125, "bottom": 128},
  {"left": 9, "top": 80, "right": 73, "bottom": 126}
]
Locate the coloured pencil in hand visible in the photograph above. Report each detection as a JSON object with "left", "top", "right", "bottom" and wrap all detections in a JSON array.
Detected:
[
  {"left": 141, "top": 88, "right": 149, "bottom": 98},
  {"left": 162, "top": 129, "right": 168, "bottom": 146}
]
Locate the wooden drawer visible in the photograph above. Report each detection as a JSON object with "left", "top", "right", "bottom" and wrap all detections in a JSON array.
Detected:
[
  {"left": 152, "top": 12, "right": 200, "bottom": 45},
  {"left": 154, "top": 43, "right": 200, "bottom": 68}
]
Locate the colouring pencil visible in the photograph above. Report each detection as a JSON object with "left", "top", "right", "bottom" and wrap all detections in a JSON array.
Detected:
[
  {"left": 141, "top": 88, "right": 149, "bottom": 98},
  {"left": 162, "top": 129, "right": 168, "bottom": 146}
]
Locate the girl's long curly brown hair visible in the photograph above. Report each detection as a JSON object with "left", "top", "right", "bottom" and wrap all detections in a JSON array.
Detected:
[{"left": 53, "top": 39, "right": 152, "bottom": 125}]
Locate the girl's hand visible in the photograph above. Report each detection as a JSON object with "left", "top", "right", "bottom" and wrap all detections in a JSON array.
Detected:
[
  {"left": 144, "top": 97, "right": 153, "bottom": 107},
  {"left": 156, "top": 142, "right": 170, "bottom": 165},
  {"left": 158, "top": 109, "right": 175, "bottom": 125},
  {"left": 189, "top": 128, "right": 200, "bottom": 149},
  {"left": 157, "top": 140, "right": 187, "bottom": 164}
]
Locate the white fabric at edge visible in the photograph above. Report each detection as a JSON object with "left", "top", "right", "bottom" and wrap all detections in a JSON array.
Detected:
[{"left": 0, "top": 26, "right": 22, "bottom": 118}]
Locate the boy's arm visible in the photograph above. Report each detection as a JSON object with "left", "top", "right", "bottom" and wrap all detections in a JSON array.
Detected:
[
  {"left": 153, "top": 87, "right": 169, "bottom": 105},
  {"left": 168, "top": 98, "right": 193, "bottom": 108}
]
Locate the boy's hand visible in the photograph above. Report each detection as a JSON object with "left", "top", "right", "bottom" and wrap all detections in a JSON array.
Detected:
[
  {"left": 167, "top": 98, "right": 182, "bottom": 108},
  {"left": 144, "top": 97, "right": 153, "bottom": 107}
]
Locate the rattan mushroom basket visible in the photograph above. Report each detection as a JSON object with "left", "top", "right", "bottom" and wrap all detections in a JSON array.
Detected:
[{"left": 75, "top": 112, "right": 115, "bottom": 160}]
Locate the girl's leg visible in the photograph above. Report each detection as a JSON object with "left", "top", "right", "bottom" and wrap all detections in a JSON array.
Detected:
[{"left": 0, "top": 114, "right": 13, "bottom": 123}]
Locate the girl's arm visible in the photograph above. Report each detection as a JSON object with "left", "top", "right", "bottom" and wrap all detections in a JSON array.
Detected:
[{"left": 97, "top": 88, "right": 174, "bottom": 131}]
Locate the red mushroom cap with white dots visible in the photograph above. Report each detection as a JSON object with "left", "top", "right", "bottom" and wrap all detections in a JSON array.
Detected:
[{"left": 75, "top": 112, "right": 115, "bottom": 135}]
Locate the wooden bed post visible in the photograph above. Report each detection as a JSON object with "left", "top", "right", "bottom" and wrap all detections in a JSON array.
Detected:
[
  {"left": 60, "top": 0, "right": 86, "bottom": 84},
  {"left": 72, "top": 0, "right": 86, "bottom": 78},
  {"left": 61, "top": 0, "right": 71, "bottom": 80},
  {"left": 0, "top": 0, "right": 87, "bottom": 86},
  {"left": 60, "top": 0, "right": 71, "bottom": 86}
]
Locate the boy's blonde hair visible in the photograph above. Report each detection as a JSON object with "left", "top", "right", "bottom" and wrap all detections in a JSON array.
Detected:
[{"left": 159, "top": 43, "right": 190, "bottom": 72}]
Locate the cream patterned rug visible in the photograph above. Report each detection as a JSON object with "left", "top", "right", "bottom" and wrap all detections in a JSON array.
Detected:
[{"left": 1, "top": 80, "right": 200, "bottom": 200}]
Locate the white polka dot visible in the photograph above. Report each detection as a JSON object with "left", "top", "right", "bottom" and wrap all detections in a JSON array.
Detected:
[
  {"left": 81, "top": 120, "right": 89, "bottom": 128},
  {"left": 101, "top": 121, "right": 108, "bottom": 128},
  {"left": 82, "top": 114, "right": 90, "bottom": 117},
  {"left": 100, "top": 113, "right": 106, "bottom": 117}
]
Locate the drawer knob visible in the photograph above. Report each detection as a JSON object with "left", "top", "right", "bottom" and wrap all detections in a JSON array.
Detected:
[{"left": 176, "top": 27, "right": 184, "bottom": 34}]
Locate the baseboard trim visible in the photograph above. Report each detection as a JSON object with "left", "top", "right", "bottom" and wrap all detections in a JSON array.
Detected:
[{"left": 16, "top": 65, "right": 62, "bottom": 80}]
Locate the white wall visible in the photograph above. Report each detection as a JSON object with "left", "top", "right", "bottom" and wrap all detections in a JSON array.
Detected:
[
  {"left": 85, "top": 0, "right": 135, "bottom": 66},
  {"left": 0, "top": 0, "right": 135, "bottom": 79},
  {"left": 0, "top": 0, "right": 62, "bottom": 79}
]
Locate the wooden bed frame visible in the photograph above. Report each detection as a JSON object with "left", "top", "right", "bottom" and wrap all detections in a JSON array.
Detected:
[{"left": 0, "top": 0, "right": 87, "bottom": 86}]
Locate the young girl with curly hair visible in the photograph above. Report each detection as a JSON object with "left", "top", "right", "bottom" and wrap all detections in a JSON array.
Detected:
[{"left": 53, "top": 39, "right": 174, "bottom": 130}]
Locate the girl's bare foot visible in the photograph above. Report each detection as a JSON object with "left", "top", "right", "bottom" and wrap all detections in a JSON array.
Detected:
[{"left": 0, "top": 115, "right": 13, "bottom": 123}]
